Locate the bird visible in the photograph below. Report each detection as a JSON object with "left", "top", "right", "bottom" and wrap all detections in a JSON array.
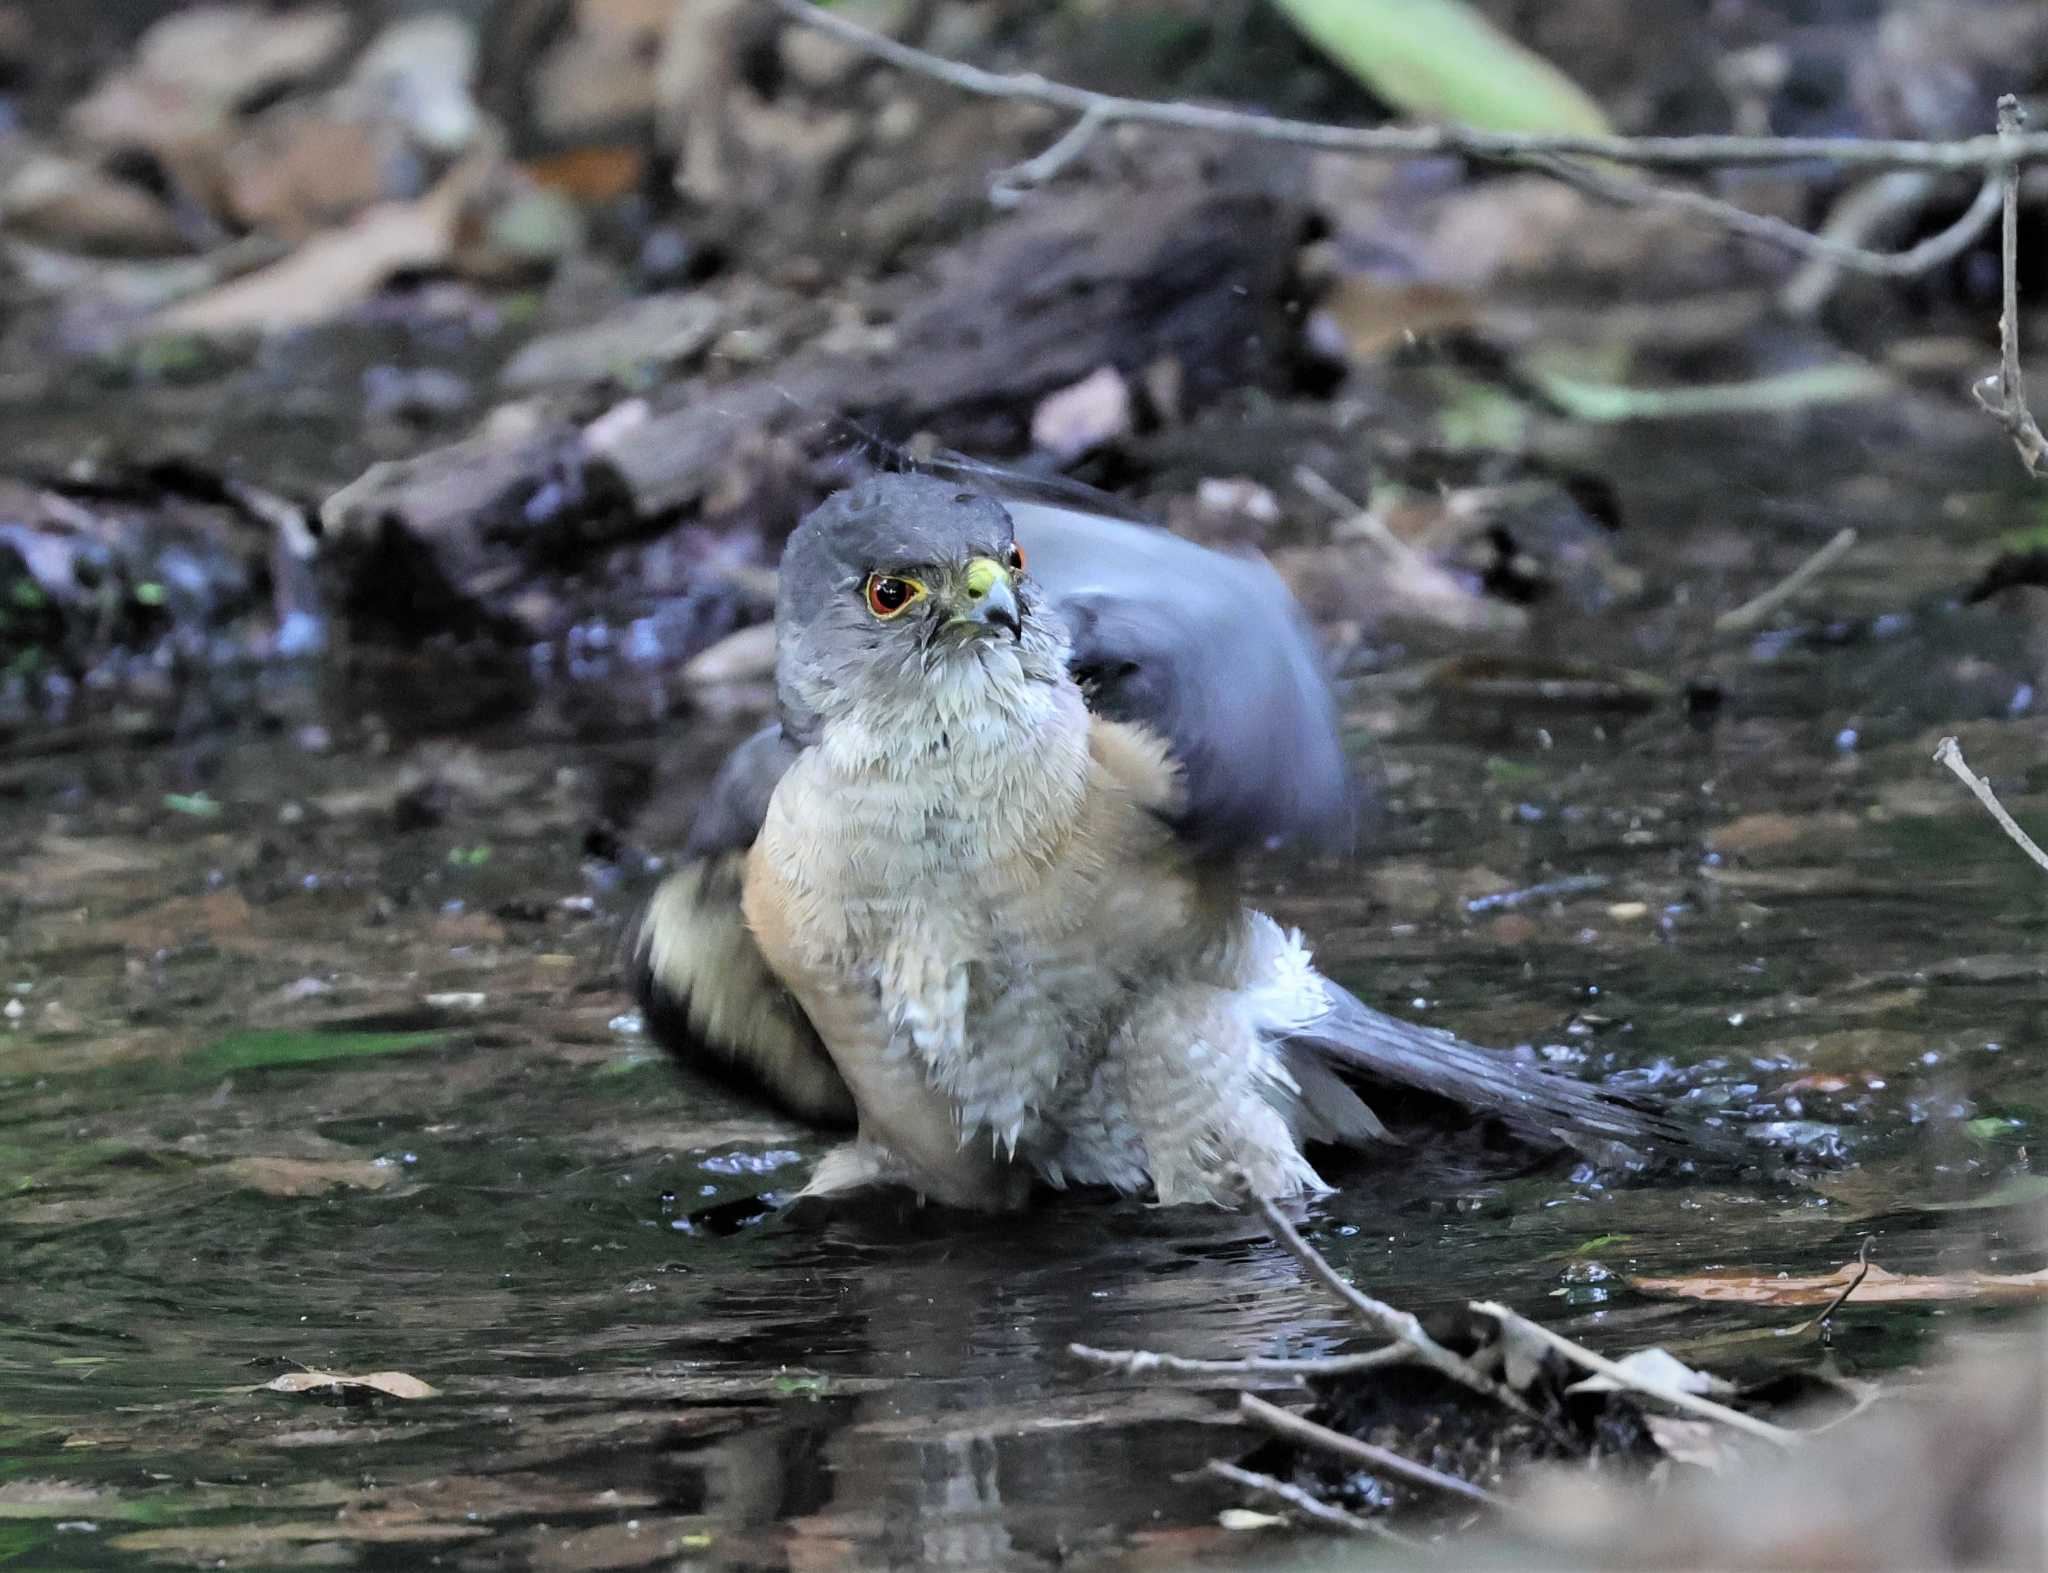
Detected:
[{"left": 628, "top": 469, "right": 1718, "bottom": 1210}]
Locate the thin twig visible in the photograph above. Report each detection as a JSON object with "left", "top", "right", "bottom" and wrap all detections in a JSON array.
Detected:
[
  {"left": 1972, "top": 97, "right": 2048, "bottom": 475},
  {"left": 1469, "top": 1301, "right": 1799, "bottom": 1447},
  {"left": 1781, "top": 171, "right": 1969, "bottom": 316},
  {"left": 1070, "top": 1341, "right": 1408, "bottom": 1379},
  {"left": 992, "top": 102, "right": 1112, "bottom": 203},
  {"left": 1812, "top": 1236, "right": 1875, "bottom": 1328},
  {"left": 771, "top": 0, "right": 2044, "bottom": 277},
  {"left": 768, "top": 0, "right": 2048, "bottom": 173},
  {"left": 1712, "top": 526, "right": 1859, "bottom": 635},
  {"left": 1251, "top": 1192, "right": 1543, "bottom": 1423},
  {"left": 1516, "top": 154, "right": 2002, "bottom": 279},
  {"left": 1200, "top": 1460, "right": 1394, "bottom": 1538},
  {"left": 1292, "top": 466, "right": 1426, "bottom": 565},
  {"left": 1934, "top": 736, "right": 2048, "bottom": 875},
  {"left": 1803, "top": 1379, "right": 1885, "bottom": 1436},
  {"left": 1239, "top": 1393, "right": 1508, "bottom": 1510}
]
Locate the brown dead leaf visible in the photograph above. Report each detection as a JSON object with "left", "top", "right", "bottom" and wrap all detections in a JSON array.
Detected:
[
  {"left": 134, "top": 4, "right": 353, "bottom": 110},
  {"left": 156, "top": 137, "right": 497, "bottom": 336},
  {"left": 1708, "top": 811, "right": 1861, "bottom": 856},
  {"left": 219, "top": 1156, "right": 402, "bottom": 1197},
  {"left": 0, "top": 149, "right": 189, "bottom": 255},
  {"left": 521, "top": 145, "right": 647, "bottom": 204},
  {"left": 112, "top": 1516, "right": 483, "bottom": 1556},
  {"left": 0, "top": 1479, "right": 118, "bottom": 1508},
  {"left": 1314, "top": 276, "right": 1480, "bottom": 361},
  {"left": 102, "top": 888, "right": 259, "bottom": 954},
  {"left": 1030, "top": 366, "right": 1133, "bottom": 461},
  {"left": 157, "top": 196, "right": 459, "bottom": 335},
  {"left": 432, "top": 909, "right": 507, "bottom": 945},
  {"left": 222, "top": 111, "right": 395, "bottom": 240},
  {"left": 0, "top": 835, "right": 161, "bottom": 897},
  {"left": 682, "top": 622, "right": 775, "bottom": 686},
  {"left": 264, "top": 1369, "right": 440, "bottom": 1400},
  {"left": 1633, "top": 1261, "right": 2048, "bottom": 1307},
  {"left": 1644, "top": 1414, "right": 1732, "bottom": 1471}
]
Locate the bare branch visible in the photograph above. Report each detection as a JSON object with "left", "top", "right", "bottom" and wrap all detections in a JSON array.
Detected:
[
  {"left": 1972, "top": 97, "right": 2048, "bottom": 475},
  {"left": 1239, "top": 1392, "right": 1509, "bottom": 1509},
  {"left": 766, "top": 0, "right": 2030, "bottom": 275},
  {"left": 1469, "top": 1300, "right": 1800, "bottom": 1446},
  {"left": 1250, "top": 1192, "right": 1543, "bottom": 1423},
  {"left": 1713, "top": 526, "right": 1859, "bottom": 635},
  {"left": 1069, "top": 1341, "right": 1408, "bottom": 1379},
  {"left": 992, "top": 103, "right": 1112, "bottom": 204},
  {"left": 1782, "top": 172, "right": 1970, "bottom": 316},
  {"left": 1519, "top": 153, "right": 2003, "bottom": 278},
  {"left": 768, "top": 0, "right": 2048, "bottom": 174},
  {"left": 1200, "top": 1460, "right": 1393, "bottom": 1537},
  {"left": 1934, "top": 736, "right": 2048, "bottom": 875}
]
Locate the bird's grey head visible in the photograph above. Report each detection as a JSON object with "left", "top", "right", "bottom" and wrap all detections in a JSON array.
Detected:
[{"left": 773, "top": 475, "right": 1069, "bottom": 744}]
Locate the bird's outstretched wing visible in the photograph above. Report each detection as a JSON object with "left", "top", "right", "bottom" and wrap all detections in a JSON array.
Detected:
[{"left": 1002, "top": 497, "right": 1356, "bottom": 857}]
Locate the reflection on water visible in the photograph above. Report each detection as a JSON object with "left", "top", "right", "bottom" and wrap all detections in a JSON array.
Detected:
[{"left": 2, "top": 408, "right": 2045, "bottom": 1567}]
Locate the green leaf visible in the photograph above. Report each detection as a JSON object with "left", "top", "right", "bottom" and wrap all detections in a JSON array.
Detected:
[
  {"left": 1270, "top": 0, "right": 1610, "bottom": 136},
  {"left": 162, "top": 792, "right": 222, "bottom": 818},
  {"left": 1485, "top": 757, "right": 1544, "bottom": 786},
  {"left": 1917, "top": 1172, "right": 2048, "bottom": 1209},
  {"left": 1568, "top": 1232, "right": 1632, "bottom": 1256},
  {"left": 1963, "top": 1116, "right": 2021, "bottom": 1143},
  {"left": 188, "top": 1029, "right": 445, "bottom": 1074},
  {"left": 1531, "top": 362, "right": 1891, "bottom": 423}
]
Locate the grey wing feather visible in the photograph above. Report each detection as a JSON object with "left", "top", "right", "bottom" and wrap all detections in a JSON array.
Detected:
[
  {"left": 1295, "top": 982, "right": 1742, "bottom": 1162},
  {"left": 683, "top": 724, "right": 800, "bottom": 858},
  {"left": 627, "top": 724, "right": 856, "bottom": 1127},
  {"left": 1007, "top": 499, "right": 1356, "bottom": 857}
]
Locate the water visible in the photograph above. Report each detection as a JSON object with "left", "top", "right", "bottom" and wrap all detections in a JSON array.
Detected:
[{"left": 2, "top": 350, "right": 2045, "bottom": 1566}]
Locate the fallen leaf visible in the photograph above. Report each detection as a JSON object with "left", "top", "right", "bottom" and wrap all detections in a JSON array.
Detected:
[
  {"left": 498, "top": 292, "right": 721, "bottom": 390},
  {"left": 1565, "top": 1346, "right": 1733, "bottom": 1398},
  {"left": 1644, "top": 1415, "right": 1733, "bottom": 1470},
  {"left": 154, "top": 138, "right": 495, "bottom": 336},
  {"left": 1532, "top": 361, "right": 1892, "bottom": 422},
  {"left": 219, "top": 1157, "right": 401, "bottom": 1197},
  {"left": 112, "top": 1517, "right": 483, "bottom": 1555},
  {"left": 263, "top": 1370, "right": 440, "bottom": 1400},
  {"left": 103, "top": 888, "right": 259, "bottom": 955},
  {"left": 188, "top": 1029, "right": 445, "bottom": 1074},
  {"left": 682, "top": 622, "right": 776, "bottom": 686},
  {"left": 0, "top": 836, "right": 160, "bottom": 896},
  {"left": 1633, "top": 1262, "right": 2048, "bottom": 1307},
  {"left": 132, "top": 4, "right": 352, "bottom": 109},
  {"left": 1272, "top": 0, "right": 1609, "bottom": 136},
  {"left": 1030, "top": 366, "right": 1133, "bottom": 461},
  {"left": 1708, "top": 812, "right": 1862, "bottom": 856},
  {"left": 1219, "top": 1508, "right": 1289, "bottom": 1530},
  {"left": 1315, "top": 276, "right": 1480, "bottom": 362}
]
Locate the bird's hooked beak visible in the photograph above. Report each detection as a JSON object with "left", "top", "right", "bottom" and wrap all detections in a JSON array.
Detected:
[{"left": 955, "top": 557, "right": 1022, "bottom": 640}]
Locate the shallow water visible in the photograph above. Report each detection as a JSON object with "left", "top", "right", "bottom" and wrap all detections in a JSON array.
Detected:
[{"left": 3, "top": 365, "right": 2046, "bottom": 1568}]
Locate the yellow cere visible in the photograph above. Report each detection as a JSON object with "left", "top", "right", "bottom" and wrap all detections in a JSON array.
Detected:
[{"left": 963, "top": 557, "right": 1008, "bottom": 599}]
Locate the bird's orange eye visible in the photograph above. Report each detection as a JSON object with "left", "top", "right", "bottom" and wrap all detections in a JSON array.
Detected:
[
  {"left": 865, "top": 574, "right": 924, "bottom": 618},
  {"left": 1007, "top": 544, "right": 1026, "bottom": 572}
]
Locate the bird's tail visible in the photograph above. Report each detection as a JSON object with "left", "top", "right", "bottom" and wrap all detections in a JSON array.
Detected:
[{"left": 1291, "top": 981, "right": 1744, "bottom": 1165}]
